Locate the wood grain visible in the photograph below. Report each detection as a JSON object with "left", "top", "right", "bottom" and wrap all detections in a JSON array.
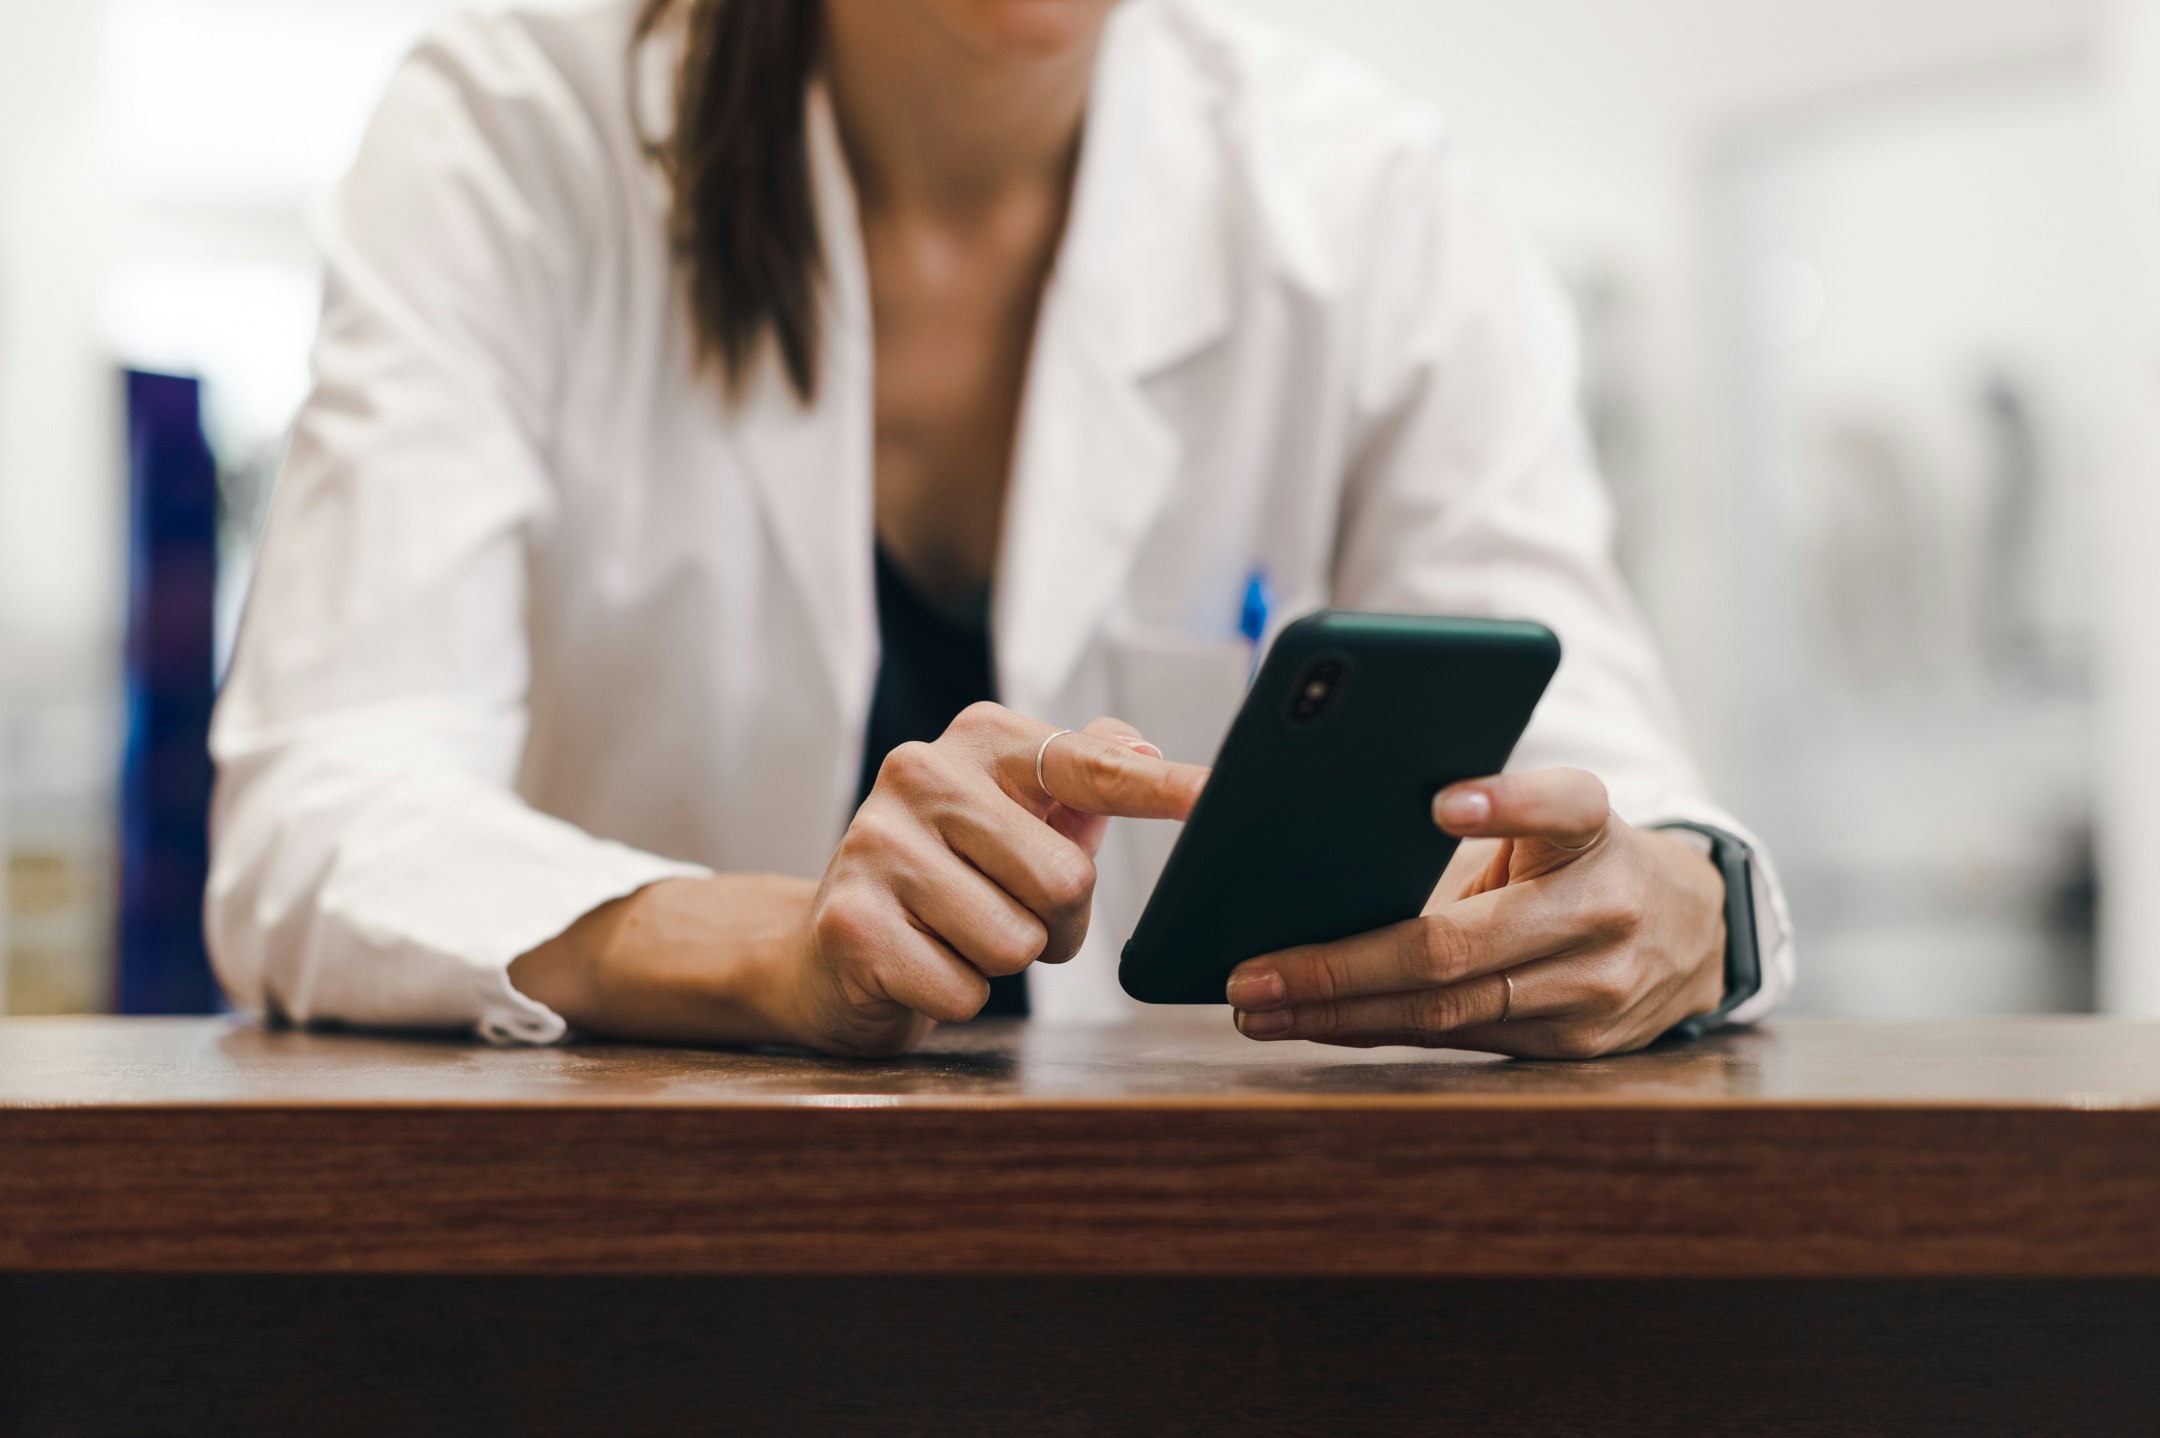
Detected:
[{"left": 3, "top": 1016, "right": 2158, "bottom": 1277}]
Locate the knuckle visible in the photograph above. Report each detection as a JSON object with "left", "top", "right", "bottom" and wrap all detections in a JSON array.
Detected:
[
  {"left": 1079, "top": 742, "right": 1131, "bottom": 789},
  {"left": 939, "top": 980, "right": 993, "bottom": 1025},
  {"left": 952, "top": 701, "right": 1007, "bottom": 735},
  {"left": 1580, "top": 959, "right": 1637, "bottom": 1013},
  {"left": 1298, "top": 951, "right": 1345, "bottom": 1004},
  {"left": 964, "top": 967, "right": 996, "bottom": 1014},
  {"left": 1318, "top": 950, "right": 1363, "bottom": 1004},
  {"left": 811, "top": 893, "right": 880, "bottom": 959},
  {"left": 1039, "top": 910, "right": 1093, "bottom": 964},
  {"left": 982, "top": 914, "right": 1049, "bottom": 974},
  {"left": 877, "top": 740, "right": 942, "bottom": 791},
  {"left": 1580, "top": 871, "right": 1643, "bottom": 940},
  {"left": 841, "top": 809, "right": 904, "bottom": 860},
  {"left": 1036, "top": 847, "right": 1097, "bottom": 912},
  {"left": 1552, "top": 1023, "right": 1614, "bottom": 1061},
  {"left": 1412, "top": 987, "right": 1472, "bottom": 1033},
  {"left": 1415, "top": 915, "right": 1471, "bottom": 983},
  {"left": 1296, "top": 1003, "right": 1340, "bottom": 1038}
]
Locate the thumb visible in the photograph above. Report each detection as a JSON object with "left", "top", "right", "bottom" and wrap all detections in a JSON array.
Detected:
[{"left": 1433, "top": 769, "right": 1611, "bottom": 855}]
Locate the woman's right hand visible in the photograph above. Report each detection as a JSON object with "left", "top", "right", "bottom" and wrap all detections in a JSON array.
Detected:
[
  {"left": 785, "top": 704, "right": 1208, "bottom": 1056},
  {"left": 509, "top": 703, "right": 1208, "bottom": 1056}
]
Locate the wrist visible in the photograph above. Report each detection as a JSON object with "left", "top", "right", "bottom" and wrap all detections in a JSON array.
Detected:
[
  {"left": 511, "top": 875, "right": 820, "bottom": 1046},
  {"left": 718, "top": 876, "right": 826, "bottom": 1047},
  {"left": 1642, "top": 828, "right": 1728, "bottom": 1012},
  {"left": 507, "top": 893, "right": 621, "bottom": 1023}
]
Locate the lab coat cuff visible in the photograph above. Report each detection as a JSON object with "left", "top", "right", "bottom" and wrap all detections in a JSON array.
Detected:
[
  {"left": 469, "top": 850, "right": 713, "bottom": 1047},
  {"left": 474, "top": 965, "right": 575, "bottom": 1047}
]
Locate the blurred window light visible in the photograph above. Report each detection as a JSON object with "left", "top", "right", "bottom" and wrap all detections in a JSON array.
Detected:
[
  {"left": 100, "top": 252, "right": 320, "bottom": 451},
  {"left": 99, "top": 0, "right": 452, "bottom": 210}
]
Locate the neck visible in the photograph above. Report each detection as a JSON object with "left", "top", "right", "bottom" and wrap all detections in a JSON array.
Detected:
[{"left": 820, "top": 0, "right": 1101, "bottom": 218}]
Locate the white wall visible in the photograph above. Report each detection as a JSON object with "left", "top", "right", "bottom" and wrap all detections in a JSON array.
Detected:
[
  {"left": 1720, "top": 70, "right": 2109, "bottom": 1016},
  {"left": 0, "top": 0, "right": 458, "bottom": 1013},
  {"left": 0, "top": 0, "right": 123, "bottom": 667},
  {"left": 1227, "top": 0, "right": 2103, "bottom": 787},
  {"left": 0, "top": 0, "right": 453, "bottom": 662},
  {"left": 2099, "top": 0, "right": 2160, "bottom": 1014},
  {"left": 0, "top": 0, "right": 123, "bottom": 1011}
]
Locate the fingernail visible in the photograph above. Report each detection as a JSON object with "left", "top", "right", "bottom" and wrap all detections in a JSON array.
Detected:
[
  {"left": 1436, "top": 788, "right": 1491, "bottom": 830},
  {"left": 1119, "top": 736, "right": 1164, "bottom": 759},
  {"left": 1225, "top": 967, "right": 1285, "bottom": 1009},
  {"left": 1237, "top": 1009, "right": 1293, "bottom": 1038}
]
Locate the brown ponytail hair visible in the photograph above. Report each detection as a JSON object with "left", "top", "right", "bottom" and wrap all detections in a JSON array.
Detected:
[{"left": 631, "top": 0, "right": 825, "bottom": 402}]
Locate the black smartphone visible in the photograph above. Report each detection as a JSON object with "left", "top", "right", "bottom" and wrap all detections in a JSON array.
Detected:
[{"left": 1119, "top": 610, "right": 1560, "bottom": 1005}]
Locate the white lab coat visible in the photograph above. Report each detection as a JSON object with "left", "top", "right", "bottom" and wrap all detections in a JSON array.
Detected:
[{"left": 207, "top": 0, "right": 1795, "bottom": 1043}]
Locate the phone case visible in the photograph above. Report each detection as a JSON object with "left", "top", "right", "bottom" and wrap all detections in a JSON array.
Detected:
[{"left": 1118, "top": 611, "right": 1561, "bottom": 1005}]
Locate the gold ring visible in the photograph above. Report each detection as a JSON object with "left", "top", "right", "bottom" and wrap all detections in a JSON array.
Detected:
[
  {"left": 1499, "top": 971, "right": 1515, "bottom": 1023},
  {"left": 1035, "top": 729, "right": 1074, "bottom": 801}
]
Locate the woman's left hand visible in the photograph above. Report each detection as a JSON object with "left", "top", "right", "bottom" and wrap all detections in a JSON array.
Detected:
[{"left": 1224, "top": 768, "right": 1727, "bottom": 1059}]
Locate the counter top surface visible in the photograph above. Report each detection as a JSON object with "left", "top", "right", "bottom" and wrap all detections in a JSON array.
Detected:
[
  {"left": 4, "top": 1014, "right": 2157, "bottom": 1109},
  {"left": 5, "top": 1017, "right": 2157, "bottom": 1277}
]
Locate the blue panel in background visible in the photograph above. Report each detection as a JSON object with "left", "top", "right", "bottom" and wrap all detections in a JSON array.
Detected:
[{"left": 117, "top": 370, "right": 221, "bottom": 1015}]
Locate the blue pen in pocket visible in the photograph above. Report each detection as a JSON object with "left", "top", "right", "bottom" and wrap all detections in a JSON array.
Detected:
[{"left": 1239, "top": 569, "right": 1274, "bottom": 683}]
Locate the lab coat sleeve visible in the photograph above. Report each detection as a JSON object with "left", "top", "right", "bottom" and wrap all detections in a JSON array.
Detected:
[
  {"left": 205, "top": 21, "right": 708, "bottom": 1043},
  {"left": 1328, "top": 141, "right": 1794, "bottom": 1026}
]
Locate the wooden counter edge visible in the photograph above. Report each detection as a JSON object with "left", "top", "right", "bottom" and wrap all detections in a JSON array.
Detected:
[{"left": 4, "top": 1102, "right": 2157, "bottom": 1277}]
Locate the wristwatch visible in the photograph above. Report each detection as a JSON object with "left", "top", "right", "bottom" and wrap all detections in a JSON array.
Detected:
[{"left": 1652, "top": 822, "right": 1762, "bottom": 1044}]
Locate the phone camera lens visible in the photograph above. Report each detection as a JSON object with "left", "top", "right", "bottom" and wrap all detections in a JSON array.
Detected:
[{"left": 1287, "top": 657, "right": 1347, "bottom": 724}]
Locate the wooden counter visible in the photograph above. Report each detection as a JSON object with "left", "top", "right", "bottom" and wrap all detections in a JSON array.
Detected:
[
  {"left": 3, "top": 1015, "right": 2156, "bottom": 1435},
  {"left": 5, "top": 1014, "right": 2159, "bottom": 1277}
]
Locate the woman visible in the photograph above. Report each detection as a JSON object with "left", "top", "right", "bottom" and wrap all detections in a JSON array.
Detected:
[{"left": 207, "top": 0, "right": 1793, "bottom": 1057}]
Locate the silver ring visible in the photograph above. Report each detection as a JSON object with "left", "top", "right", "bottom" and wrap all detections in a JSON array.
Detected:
[
  {"left": 1499, "top": 971, "right": 1515, "bottom": 1023},
  {"left": 1035, "top": 729, "right": 1074, "bottom": 801}
]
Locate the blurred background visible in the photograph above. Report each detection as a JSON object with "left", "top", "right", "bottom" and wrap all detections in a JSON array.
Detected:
[{"left": 2, "top": 0, "right": 2157, "bottom": 1019}]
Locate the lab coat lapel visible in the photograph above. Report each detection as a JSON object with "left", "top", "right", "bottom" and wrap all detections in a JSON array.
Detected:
[
  {"left": 996, "top": 6, "right": 1234, "bottom": 714},
  {"left": 727, "top": 87, "right": 877, "bottom": 720},
  {"left": 998, "top": 308, "right": 1178, "bottom": 714}
]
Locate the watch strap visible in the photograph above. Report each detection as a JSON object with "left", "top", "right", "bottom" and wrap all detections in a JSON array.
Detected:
[{"left": 1653, "top": 822, "right": 1762, "bottom": 1043}]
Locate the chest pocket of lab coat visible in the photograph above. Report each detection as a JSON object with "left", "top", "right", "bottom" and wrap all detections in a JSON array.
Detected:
[
  {"left": 1101, "top": 623, "right": 1253, "bottom": 769},
  {"left": 1098, "top": 623, "right": 1252, "bottom": 906}
]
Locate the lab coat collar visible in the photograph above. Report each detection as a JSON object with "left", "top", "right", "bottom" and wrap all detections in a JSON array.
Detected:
[
  {"left": 727, "top": 2, "right": 1236, "bottom": 731},
  {"left": 997, "top": 2, "right": 1237, "bottom": 709},
  {"left": 1054, "top": 0, "right": 1236, "bottom": 381}
]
